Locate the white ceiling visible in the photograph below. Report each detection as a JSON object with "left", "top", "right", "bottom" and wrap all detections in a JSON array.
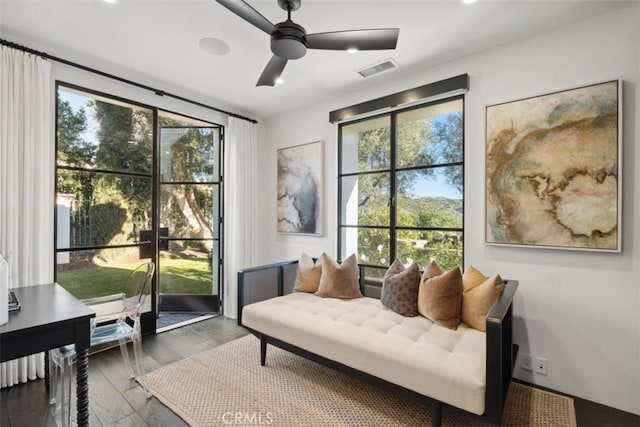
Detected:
[{"left": 0, "top": 0, "right": 633, "bottom": 120}]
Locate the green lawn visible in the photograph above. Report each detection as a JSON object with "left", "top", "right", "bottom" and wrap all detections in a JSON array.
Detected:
[{"left": 57, "top": 258, "right": 213, "bottom": 300}]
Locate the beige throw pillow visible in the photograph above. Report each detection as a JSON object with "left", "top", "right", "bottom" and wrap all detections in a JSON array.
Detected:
[
  {"left": 381, "top": 260, "right": 421, "bottom": 317},
  {"left": 315, "top": 253, "right": 362, "bottom": 299},
  {"left": 417, "top": 266, "right": 463, "bottom": 329},
  {"left": 293, "top": 252, "right": 322, "bottom": 293},
  {"left": 461, "top": 266, "right": 505, "bottom": 331}
]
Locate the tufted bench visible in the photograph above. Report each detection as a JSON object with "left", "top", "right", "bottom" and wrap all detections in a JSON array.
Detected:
[{"left": 238, "top": 260, "right": 518, "bottom": 427}]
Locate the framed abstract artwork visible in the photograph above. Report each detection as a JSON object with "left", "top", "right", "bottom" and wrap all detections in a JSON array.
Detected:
[
  {"left": 277, "top": 140, "right": 324, "bottom": 235},
  {"left": 485, "top": 80, "right": 622, "bottom": 252}
]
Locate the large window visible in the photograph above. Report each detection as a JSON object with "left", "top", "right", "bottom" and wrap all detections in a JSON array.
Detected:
[{"left": 338, "top": 97, "right": 464, "bottom": 270}]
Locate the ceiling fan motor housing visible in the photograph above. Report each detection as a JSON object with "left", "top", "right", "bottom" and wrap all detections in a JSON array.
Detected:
[
  {"left": 271, "top": 21, "right": 307, "bottom": 59},
  {"left": 214, "top": 0, "right": 399, "bottom": 86}
]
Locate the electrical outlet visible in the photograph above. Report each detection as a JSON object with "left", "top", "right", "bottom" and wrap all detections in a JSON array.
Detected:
[
  {"left": 521, "top": 353, "right": 533, "bottom": 371},
  {"left": 534, "top": 357, "right": 548, "bottom": 375}
]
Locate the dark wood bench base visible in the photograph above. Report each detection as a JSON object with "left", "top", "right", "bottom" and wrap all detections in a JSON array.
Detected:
[{"left": 255, "top": 330, "right": 513, "bottom": 427}]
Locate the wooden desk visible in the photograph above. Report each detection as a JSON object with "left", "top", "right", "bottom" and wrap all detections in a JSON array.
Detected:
[{"left": 0, "top": 283, "right": 95, "bottom": 426}]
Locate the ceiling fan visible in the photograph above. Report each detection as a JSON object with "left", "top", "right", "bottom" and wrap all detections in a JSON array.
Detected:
[{"left": 215, "top": 0, "right": 400, "bottom": 86}]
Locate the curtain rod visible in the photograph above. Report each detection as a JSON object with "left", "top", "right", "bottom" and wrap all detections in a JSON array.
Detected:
[{"left": 0, "top": 38, "right": 258, "bottom": 124}]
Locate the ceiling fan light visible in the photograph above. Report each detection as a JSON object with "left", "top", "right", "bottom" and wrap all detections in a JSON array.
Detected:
[{"left": 271, "top": 37, "right": 307, "bottom": 60}]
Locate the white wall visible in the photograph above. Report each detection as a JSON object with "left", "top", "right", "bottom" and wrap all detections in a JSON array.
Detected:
[
  {"left": 257, "top": 104, "right": 337, "bottom": 261},
  {"left": 258, "top": 4, "right": 640, "bottom": 415}
]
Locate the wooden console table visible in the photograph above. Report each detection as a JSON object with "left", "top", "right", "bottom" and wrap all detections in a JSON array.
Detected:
[{"left": 0, "top": 283, "right": 95, "bottom": 426}]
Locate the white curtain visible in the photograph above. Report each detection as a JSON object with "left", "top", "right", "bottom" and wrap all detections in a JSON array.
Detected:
[
  {"left": 0, "top": 46, "right": 54, "bottom": 387},
  {"left": 223, "top": 117, "right": 258, "bottom": 319}
]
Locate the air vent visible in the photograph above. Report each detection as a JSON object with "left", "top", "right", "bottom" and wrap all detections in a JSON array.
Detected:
[{"left": 356, "top": 58, "right": 399, "bottom": 78}]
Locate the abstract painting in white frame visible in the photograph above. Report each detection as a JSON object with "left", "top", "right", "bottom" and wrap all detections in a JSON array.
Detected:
[{"left": 485, "top": 79, "right": 621, "bottom": 252}]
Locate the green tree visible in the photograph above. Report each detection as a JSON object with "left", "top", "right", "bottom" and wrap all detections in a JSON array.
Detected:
[
  {"left": 158, "top": 119, "right": 216, "bottom": 246},
  {"left": 402, "top": 238, "right": 462, "bottom": 271},
  {"left": 356, "top": 120, "right": 433, "bottom": 208},
  {"left": 428, "top": 112, "right": 463, "bottom": 192},
  {"left": 91, "top": 101, "right": 153, "bottom": 256},
  {"left": 352, "top": 111, "right": 463, "bottom": 268},
  {"left": 93, "top": 102, "right": 152, "bottom": 174},
  {"left": 57, "top": 100, "right": 92, "bottom": 166},
  {"left": 416, "top": 198, "right": 462, "bottom": 228},
  {"left": 56, "top": 100, "right": 94, "bottom": 194},
  {"left": 357, "top": 208, "right": 421, "bottom": 265},
  {"left": 56, "top": 98, "right": 96, "bottom": 246}
]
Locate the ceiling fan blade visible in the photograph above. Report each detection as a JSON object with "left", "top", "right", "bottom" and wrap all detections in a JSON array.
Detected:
[
  {"left": 306, "top": 28, "right": 399, "bottom": 51},
  {"left": 215, "top": 0, "right": 277, "bottom": 35},
  {"left": 257, "top": 56, "right": 288, "bottom": 87}
]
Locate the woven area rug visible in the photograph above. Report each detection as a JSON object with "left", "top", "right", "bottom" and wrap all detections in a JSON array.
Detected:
[{"left": 147, "top": 335, "right": 576, "bottom": 427}]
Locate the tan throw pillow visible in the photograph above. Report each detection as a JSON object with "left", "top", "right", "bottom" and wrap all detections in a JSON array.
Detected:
[
  {"left": 381, "top": 260, "right": 421, "bottom": 317},
  {"left": 315, "top": 253, "right": 362, "bottom": 299},
  {"left": 461, "top": 266, "right": 505, "bottom": 331},
  {"left": 462, "top": 265, "right": 488, "bottom": 290},
  {"left": 293, "top": 252, "right": 322, "bottom": 293},
  {"left": 423, "top": 259, "right": 444, "bottom": 280},
  {"left": 417, "top": 267, "right": 463, "bottom": 329}
]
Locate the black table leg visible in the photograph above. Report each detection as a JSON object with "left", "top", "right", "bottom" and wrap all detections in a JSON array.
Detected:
[
  {"left": 44, "top": 350, "right": 50, "bottom": 393},
  {"left": 76, "top": 348, "right": 89, "bottom": 426},
  {"left": 431, "top": 400, "right": 442, "bottom": 427}
]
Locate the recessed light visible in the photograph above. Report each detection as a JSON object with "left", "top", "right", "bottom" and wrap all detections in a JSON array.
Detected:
[
  {"left": 462, "top": 0, "right": 477, "bottom": 4},
  {"left": 198, "top": 37, "right": 231, "bottom": 56},
  {"left": 275, "top": 77, "right": 284, "bottom": 85},
  {"left": 102, "top": 0, "right": 120, "bottom": 4},
  {"left": 347, "top": 48, "right": 358, "bottom": 54}
]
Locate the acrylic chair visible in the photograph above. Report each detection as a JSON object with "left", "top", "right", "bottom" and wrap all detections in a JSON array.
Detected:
[{"left": 49, "top": 261, "right": 155, "bottom": 427}]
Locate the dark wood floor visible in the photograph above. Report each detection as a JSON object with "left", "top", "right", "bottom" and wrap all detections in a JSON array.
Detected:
[{"left": 1, "top": 316, "right": 638, "bottom": 426}]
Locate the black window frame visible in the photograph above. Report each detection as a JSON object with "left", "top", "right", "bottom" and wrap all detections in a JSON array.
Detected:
[
  {"left": 54, "top": 82, "right": 157, "bottom": 256},
  {"left": 337, "top": 94, "right": 465, "bottom": 269},
  {"left": 53, "top": 81, "right": 224, "bottom": 331}
]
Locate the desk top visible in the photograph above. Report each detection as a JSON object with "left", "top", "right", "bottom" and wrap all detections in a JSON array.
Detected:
[{"left": 0, "top": 283, "right": 95, "bottom": 336}]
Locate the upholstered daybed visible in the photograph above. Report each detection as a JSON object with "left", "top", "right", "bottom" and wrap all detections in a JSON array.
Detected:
[{"left": 237, "top": 257, "right": 518, "bottom": 427}]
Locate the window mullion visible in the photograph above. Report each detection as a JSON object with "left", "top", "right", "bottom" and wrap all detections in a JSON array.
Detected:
[
  {"left": 389, "top": 113, "right": 397, "bottom": 263},
  {"left": 337, "top": 125, "right": 344, "bottom": 258}
]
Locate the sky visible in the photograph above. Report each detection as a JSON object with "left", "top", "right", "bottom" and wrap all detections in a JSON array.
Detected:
[
  {"left": 59, "top": 89, "right": 99, "bottom": 145},
  {"left": 408, "top": 169, "right": 462, "bottom": 200}
]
